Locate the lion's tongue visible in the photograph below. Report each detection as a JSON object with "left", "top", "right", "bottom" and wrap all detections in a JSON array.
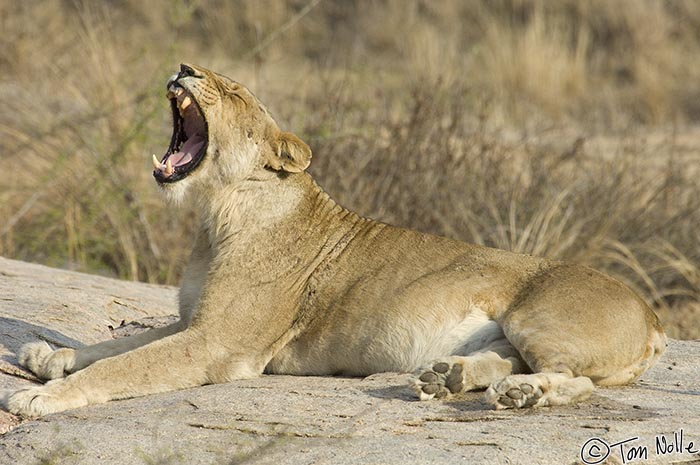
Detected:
[{"left": 170, "top": 135, "right": 205, "bottom": 166}]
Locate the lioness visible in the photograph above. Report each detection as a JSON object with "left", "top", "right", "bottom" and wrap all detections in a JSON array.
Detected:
[{"left": 5, "top": 64, "right": 666, "bottom": 417}]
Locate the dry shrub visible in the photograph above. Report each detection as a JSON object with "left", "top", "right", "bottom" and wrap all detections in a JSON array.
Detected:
[{"left": 477, "top": 3, "right": 589, "bottom": 120}]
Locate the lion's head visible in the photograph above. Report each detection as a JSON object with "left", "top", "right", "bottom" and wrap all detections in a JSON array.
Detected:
[{"left": 153, "top": 64, "right": 311, "bottom": 201}]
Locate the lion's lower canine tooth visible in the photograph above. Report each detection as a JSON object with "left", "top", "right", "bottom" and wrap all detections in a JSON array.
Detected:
[{"left": 165, "top": 159, "right": 174, "bottom": 176}]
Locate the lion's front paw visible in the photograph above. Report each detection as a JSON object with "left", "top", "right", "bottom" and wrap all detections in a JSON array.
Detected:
[
  {"left": 410, "top": 358, "right": 467, "bottom": 400},
  {"left": 3, "top": 381, "right": 88, "bottom": 417},
  {"left": 18, "top": 341, "right": 76, "bottom": 380}
]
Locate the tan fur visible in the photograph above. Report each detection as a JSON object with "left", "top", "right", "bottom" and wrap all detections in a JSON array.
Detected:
[{"left": 4, "top": 64, "right": 666, "bottom": 417}]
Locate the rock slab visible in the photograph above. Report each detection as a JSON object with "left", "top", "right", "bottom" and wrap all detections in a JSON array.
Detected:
[{"left": 0, "top": 257, "right": 698, "bottom": 465}]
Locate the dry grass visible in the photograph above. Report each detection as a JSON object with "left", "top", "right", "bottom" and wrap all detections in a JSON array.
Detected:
[{"left": 1, "top": 0, "right": 699, "bottom": 337}]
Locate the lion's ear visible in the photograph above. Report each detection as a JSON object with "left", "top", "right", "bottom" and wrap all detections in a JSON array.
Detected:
[{"left": 267, "top": 132, "right": 311, "bottom": 173}]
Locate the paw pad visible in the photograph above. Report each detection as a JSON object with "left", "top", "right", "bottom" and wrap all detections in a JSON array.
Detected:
[
  {"left": 487, "top": 377, "right": 543, "bottom": 409},
  {"left": 412, "top": 359, "right": 467, "bottom": 400},
  {"left": 506, "top": 388, "right": 523, "bottom": 400},
  {"left": 433, "top": 362, "right": 450, "bottom": 374}
]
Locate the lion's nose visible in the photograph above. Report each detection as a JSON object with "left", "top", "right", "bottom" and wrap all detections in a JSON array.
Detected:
[
  {"left": 167, "top": 64, "right": 199, "bottom": 90},
  {"left": 180, "top": 64, "right": 197, "bottom": 78}
]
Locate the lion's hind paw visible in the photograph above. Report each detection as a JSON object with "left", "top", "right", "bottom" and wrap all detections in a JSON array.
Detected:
[
  {"left": 410, "top": 358, "right": 467, "bottom": 400},
  {"left": 485, "top": 375, "right": 543, "bottom": 409}
]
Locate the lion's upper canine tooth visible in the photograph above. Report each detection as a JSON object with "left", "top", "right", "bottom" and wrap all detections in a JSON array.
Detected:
[
  {"left": 167, "top": 84, "right": 179, "bottom": 100},
  {"left": 180, "top": 96, "right": 191, "bottom": 111},
  {"left": 152, "top": 154, "right": 164, "bottom": 171}
]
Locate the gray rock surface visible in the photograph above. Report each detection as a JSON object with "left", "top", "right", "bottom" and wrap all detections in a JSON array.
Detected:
[{"left": 0, "top": 256, "right": 698, "bottom": 465}]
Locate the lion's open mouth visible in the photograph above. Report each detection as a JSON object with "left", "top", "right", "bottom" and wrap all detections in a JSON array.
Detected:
[{"left": 153, "top": 83, "right": 208, "bottom": 183}]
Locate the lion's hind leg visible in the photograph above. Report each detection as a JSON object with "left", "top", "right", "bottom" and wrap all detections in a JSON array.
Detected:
[
  {"left": 483, "top": 263, "right": 667, "bottom": 409},
  {"left": 485, "top": 373, "right": 594, "bottom": 409},
  {"left": 483, "top": 323, "right": 663, "bottom": 409}
]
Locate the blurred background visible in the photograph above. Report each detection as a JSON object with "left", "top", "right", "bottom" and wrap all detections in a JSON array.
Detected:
[{"left": 1, "top": 0, "right": 699, "bottom": 338}]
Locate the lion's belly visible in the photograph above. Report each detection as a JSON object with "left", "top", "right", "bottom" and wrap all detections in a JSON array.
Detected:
[{"left": 265, "top": 306, "right": 505, "bottom": 376}]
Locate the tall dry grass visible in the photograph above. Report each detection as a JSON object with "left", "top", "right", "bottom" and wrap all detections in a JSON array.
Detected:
[{"left": 1, "top": 0, "right": 699, "bottom": 334}]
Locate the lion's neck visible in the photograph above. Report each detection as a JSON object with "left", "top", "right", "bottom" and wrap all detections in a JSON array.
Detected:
[
  {"left": 196, "top": 172, "right": 362, "bottom": 257},
  {"left": 196, "top": 176, "right": 297, "bottom": 248}
]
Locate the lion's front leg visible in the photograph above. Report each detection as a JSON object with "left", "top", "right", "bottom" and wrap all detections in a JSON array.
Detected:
[
  {"left": 4, "top": 329, "right": 218, "bottom": 417},
  {"left": 17, "top": 321, "right": 187, "bottom": 381},
  {"left": 4, "top": 378, "right": 89, "bottom": 417}
]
